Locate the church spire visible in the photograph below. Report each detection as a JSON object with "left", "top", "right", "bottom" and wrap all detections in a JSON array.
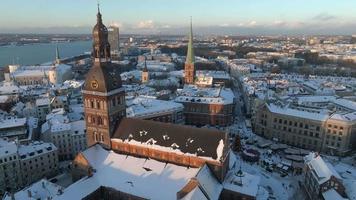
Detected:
[
  {"left": 143, "top": 56, "right": 148, "bottom": 72},
  {"left": 184, "top": 17, "right": 195, "bottom": 84},
  {"left": 186, "top": 17, "right": 195, "bottom": 64},
  {"left": 55, "top": 44, "right": 60, "bottom": 65}
]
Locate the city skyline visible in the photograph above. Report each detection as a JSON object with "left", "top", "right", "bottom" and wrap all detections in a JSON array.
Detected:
[{"left": 1, "top": 0, "right": 356, "bottom": 35}]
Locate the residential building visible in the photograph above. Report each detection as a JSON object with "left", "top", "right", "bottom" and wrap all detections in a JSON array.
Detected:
[
  {"left": 41, "top": 109, "right": 87, "bottom": 160},
  {"left": 0, "top": 138, "right": 58, "bottom": 195},
  {"left": 304, "top": 152, "right": 347, "bottom": 200}
]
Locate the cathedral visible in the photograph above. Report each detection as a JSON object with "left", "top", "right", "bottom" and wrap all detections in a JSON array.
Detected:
[{"left": 68, "top": 6, "right": 252, "bottom": 200}]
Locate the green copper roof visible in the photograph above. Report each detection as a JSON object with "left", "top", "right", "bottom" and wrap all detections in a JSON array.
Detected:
[
  {"left": 186, "top": 18, "right": 195, "bottom": 64},
  {"left": 55, "top": 44, "right": 60, "bottom": 64}
]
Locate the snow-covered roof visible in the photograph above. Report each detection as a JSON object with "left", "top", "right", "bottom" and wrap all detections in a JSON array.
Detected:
[
  {"left": 175, "top": 85, "right": 234, "bottom": 105},
  {"left": 18, "top": 141, "right": 57, "bottom": 158},
  {"left": 333, "top": 98, "right": 356, "bottom": 111},
  {"left": 322, "top": 189, "right": 349, "bottom": 200},
  {"left": 0, "top": 138, "right": 18, "bottom": 158},
  {"left": 296, "top": 95, "right": 336, "bottom": 104},
  {"left": 0, "top": 82, "right": 22, "bottom": 95},
  {"left": 223, "top": 170, "right": 261, "bottom": 198},
  {"left": 55, "top": 145, "right": 201, "bottom": 200},
  {"left": 0, "top": 117, "right": 26, "bottom": 129},
  {"left": 180, "top": 186, "right": 208, "bottom": 200},
  {"left": 3, "top": 179, "right": 63, "bottom": 200},
  {"left": 304, "top": 152, "right": 341, "bottom": 184},
  {"left": 196, "top": 70, "right": 231, "bottom": 80},
  {"left": 126, "top": 96, "right": 183, "bottom": 118},
  {"left": 36, "top": 97, "right": 50, "bottom": 106},
  {"left": 113, "top": 118, "right": 227, "bottom": 162},
  {"left": 267, "top": 103, "right": 329, "bottom": 121},
  {"left": 196, "top": 165, "right": 223, "bottom": 200},
  {"left": 60, "top": 80, "right": 84, "bottom": 89}
]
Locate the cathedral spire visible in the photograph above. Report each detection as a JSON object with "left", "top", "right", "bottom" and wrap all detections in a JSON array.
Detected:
[
  {"left": 186, "top": 16, "right": 195, "bottom": 64},
  {"left": 92, "top": 2, "right": 111, "bottom": 64},
  {"left": 97, "top": 1, "right": 102, "bottom": 23}
]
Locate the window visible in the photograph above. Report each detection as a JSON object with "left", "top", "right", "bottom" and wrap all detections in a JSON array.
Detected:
[
  {"left": 112, "top": 98, "right": 116, "bottom": 107},
  {"left": 98, "top": 117, "right": 103, "bottom": 125},
  {"left": 100, "top": 134, "right": 104, "bottom": 142},
  {"left": 94, "top": 132, "right": 98, "bottom": 142}
]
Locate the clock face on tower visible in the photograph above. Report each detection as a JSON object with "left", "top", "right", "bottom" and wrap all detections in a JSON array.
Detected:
[{"left": 91, "top": 80, "right": 99, "bottom": 89}]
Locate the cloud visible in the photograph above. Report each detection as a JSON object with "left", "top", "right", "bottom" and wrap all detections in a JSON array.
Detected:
[
  {"left": 247, "top": 20, "right": 257, "bottom": 27},
  {"left": 109, "top": 21, "right": 123, "bottom": 28},
  {"left": 136, "top": 20, "right": 155, "bottom": 29},
  {"left": 219, "top": 23, "right": 230, "bottom": 27},
  {"left": 312, "top": 12, "right": 337, "bottom": 21}
]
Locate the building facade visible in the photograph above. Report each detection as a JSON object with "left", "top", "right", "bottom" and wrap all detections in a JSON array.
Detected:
[
  {"left": 108, "top": 25, "right": 120, "bottom": 55},
  {"left": 304, "top": 152, "right": 347, "bottom": 200},
  {"left": 0, "top": 139, "right": 58, "bottom": 195},
  {"left": 254, "top": 103, "right": 356, "bottom": 155}
]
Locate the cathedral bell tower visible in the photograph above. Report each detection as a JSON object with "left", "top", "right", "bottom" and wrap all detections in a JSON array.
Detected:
[{"left": 82, "top": 4, "right": 126, "bottom": 149}]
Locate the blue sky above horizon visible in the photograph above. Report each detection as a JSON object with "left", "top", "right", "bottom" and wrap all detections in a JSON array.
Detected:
[{"left": 1, "top": 0, "right": 356, "bottom": 35}]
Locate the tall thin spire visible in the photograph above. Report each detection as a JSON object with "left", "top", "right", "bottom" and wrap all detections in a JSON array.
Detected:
[
  {"left": 143, "top": 56, "right": 148, "bottom": 72},
  {"left": 55, "top": 44, "right": 60, "bottom": 64},
  {"left": 186, "top": 16, "right": 195, "bottom": 64},
  {"left": 96, "top": 1, "right": 102, "bottom": 23}
]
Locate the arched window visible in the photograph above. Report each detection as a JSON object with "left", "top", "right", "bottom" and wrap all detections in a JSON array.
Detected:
[
  {"left": 92, "top": 116, "right": 96, "bottom": 124},
  {"left": 98, "top": 117, "right": 103, "bottom": 125},
  {"left": 94, "top": 132, "right": 98, "bottom": 142},
  {"left": 97, "top": 101, "right": 100, "bottom": 109},
  {"left": 100, "top": 134, "right": 104, "bottom": 142},
  {"left": 90, "top": 100, "right": 94, "bottom": 108}
]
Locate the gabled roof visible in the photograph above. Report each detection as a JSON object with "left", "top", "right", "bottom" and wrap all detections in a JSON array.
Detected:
[{"left": 113, "top": 118, "right": 227, "bottom": 161}]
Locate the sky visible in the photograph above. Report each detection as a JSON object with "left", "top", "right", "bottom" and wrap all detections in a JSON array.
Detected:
[{"left": 1, "top": 0, "right": 356, "bottom": 35}]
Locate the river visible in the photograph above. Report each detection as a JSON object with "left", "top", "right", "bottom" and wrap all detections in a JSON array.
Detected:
[{"left": 0, "top": 41, "right": 92, "bottom": 67}]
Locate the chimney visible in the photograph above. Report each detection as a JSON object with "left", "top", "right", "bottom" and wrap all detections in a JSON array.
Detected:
[
  {"left": 42, "top": 181, "right": 45, "bottom": 188},
  {"left": 27, "top": 190, "right": 32, "bottom": 198},
  {"left": 10, "top": 192, "right": 15, "bottom": 200}
]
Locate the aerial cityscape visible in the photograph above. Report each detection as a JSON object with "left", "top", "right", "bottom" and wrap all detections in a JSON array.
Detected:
[{"left": 0, "top": 0, "right": 356, "bottom": 200}]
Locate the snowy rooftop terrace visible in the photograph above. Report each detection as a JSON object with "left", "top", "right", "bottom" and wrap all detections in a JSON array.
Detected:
[
  {"left": 175, "top": 85, "right": 234, "bottom": 105},
  {"left": 55, "top": 145, "right": 201, "bottom": 200},
  {"left": 126, "top": 96, "right": 183, "bottom": 118}
]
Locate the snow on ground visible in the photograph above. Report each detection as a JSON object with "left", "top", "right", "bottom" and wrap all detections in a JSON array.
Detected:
[{"left": 235, "top": 154, "right": 303, "bottom": 200}]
